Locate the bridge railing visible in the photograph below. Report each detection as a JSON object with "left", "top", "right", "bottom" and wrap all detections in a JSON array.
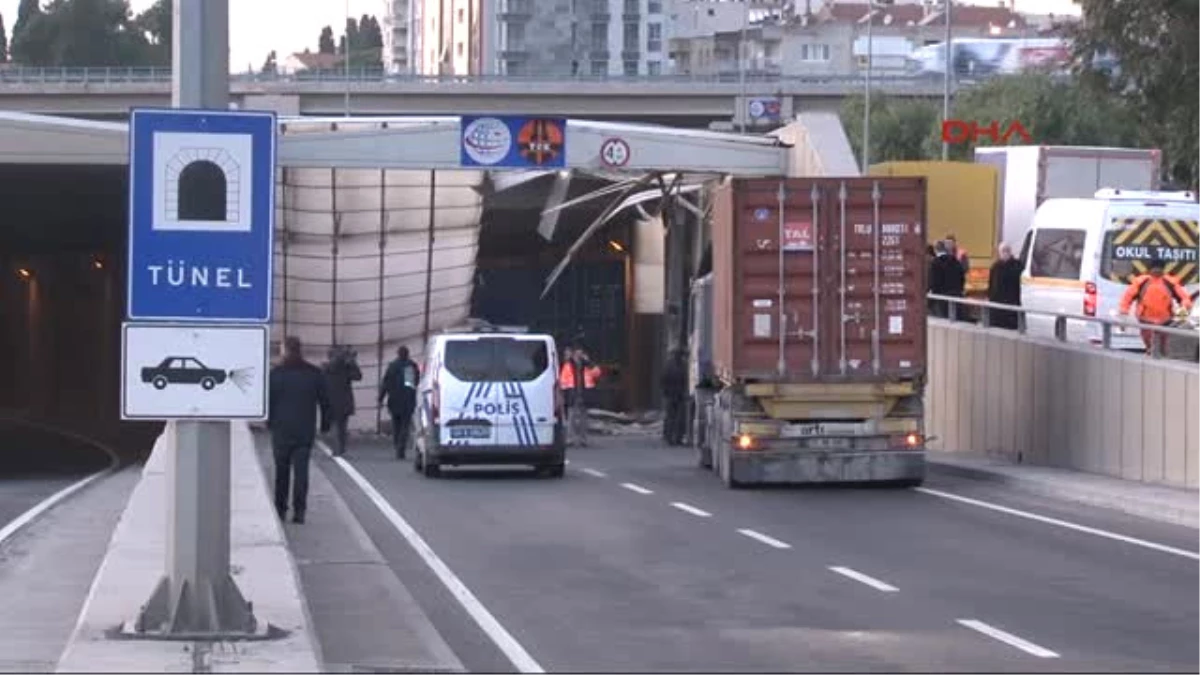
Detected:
[
  {"left": 927, "top": 293, "right": 1199, "bottom": 361},
  {"left": 0, "top": 65, "right": 1001, "bottom": 87}
]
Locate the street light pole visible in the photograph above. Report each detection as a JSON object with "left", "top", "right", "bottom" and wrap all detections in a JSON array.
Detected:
[
  {"left": 738, "top": 1, "right": 748, "bottom": 134},
  {"left": 344, "top": 0, "right": 352, "bottom": 117},
  {"left": 862, "top": 2, "right": 872, "bottom": 172},
  {"left": 941, "top": 0, "right": 952, "bottom": 160}
]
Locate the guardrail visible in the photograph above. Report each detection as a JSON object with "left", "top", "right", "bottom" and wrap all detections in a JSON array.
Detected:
[
  {"left": 0, "top": 65, "right": 988, "bottom": 88},
  {"left": 928, "top": 294, "right": 1199, "bottom": 361}
]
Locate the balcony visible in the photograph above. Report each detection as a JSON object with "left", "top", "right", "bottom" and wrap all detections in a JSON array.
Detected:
[
  {"left": 589, "top": 49, "right": 611, "bottom": 59},
  {"left": 499, "top": 0, "right": 534, "bottom": 19},
  {"left": 622, "top": 50, "right": 641, "bottom": 61}
]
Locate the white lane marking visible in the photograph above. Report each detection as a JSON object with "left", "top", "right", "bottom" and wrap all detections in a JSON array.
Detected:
[
  {"left": 581, "top": 468, "right": 608, "bottom": 478},
  {"left": 0, "top": 471, "right": 107, "bottom": 547},
  {"left": 737, "top": 528, "right": 791, "bottom": 549},
  {"left": 317, "top": 441, "right": 545, "bottom": 673},
  {"left": 620, "top": 482, "right": 653, "bottom": 495},
  {"left": 828, "top": 566, "right": 899, "bottom": 592},
  {"left": 957, "top": 619, "right": 1060, "bottom": 658},
  {"left": 915, "top": 487, "right": 1200, "bottom": 561},
  {"left": 671, "top": 502, "right": 712, "bottom": 518}
]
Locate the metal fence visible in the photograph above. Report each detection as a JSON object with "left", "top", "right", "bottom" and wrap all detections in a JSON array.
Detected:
[
  {"left": 0, "top": 65, "right": 996, "bottom": 88},
  {"left": 929, "top": 294, "right": 1199, "bottom": 361}
]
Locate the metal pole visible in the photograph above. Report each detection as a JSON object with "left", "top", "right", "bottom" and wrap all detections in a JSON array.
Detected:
[
  {"left": 738, "top": 2, "right": 748, "bottom": 134},
  {"left": 132, "top": 0, "right": 262, "bottom": 639},
  {"left": 941, "top": 0, "right": 952, "bottom": 161},
  {"left": 331, "top": 168, "right": 340, "bottom": 347},
  {"left": 862, "top": 1, "right": 872, "bottom": 172},
  {"left": 344, "top": 0, "right": 351, "bottom": 116},
  {"left": 421, "top": 169, "right": 436, "bottom": 344},
  {"left": 376, "top": 169, "right": 387, "bottom": 435}
]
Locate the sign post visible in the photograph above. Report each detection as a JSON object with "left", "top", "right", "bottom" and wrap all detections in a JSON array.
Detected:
[{"left": 123, "top": 0, "right": 275, "bottom": 639}]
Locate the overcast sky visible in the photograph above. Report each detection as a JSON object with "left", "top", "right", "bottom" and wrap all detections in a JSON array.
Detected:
[{"left": 0, "top": 0, "right": 1081, "bottom": 72}]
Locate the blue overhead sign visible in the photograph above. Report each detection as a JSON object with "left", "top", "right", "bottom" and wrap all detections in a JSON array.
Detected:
[
  {"left": 460, "top": 115, "right": 567, "bottom": 169},
  {"left": 126, "top": 108, "right": 277, "bottom": 323}
]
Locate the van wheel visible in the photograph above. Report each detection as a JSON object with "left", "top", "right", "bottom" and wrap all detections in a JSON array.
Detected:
[
  {"left": 422, "top": 457, "right": 441, "bottom": 478},
  {"left": 539, "top": 463, "right": 565, "bottom": 478}
]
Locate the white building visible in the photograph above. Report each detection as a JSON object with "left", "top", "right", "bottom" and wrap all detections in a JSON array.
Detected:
[{"left": 383, "top": 0, "right": 413, "bottom": 73}]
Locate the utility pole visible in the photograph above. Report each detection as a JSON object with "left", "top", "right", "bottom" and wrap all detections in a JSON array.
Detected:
[
  {"left": 738, "top": 1, "right": 748, "bottom": 134},
  {"left": 344, "top": 0, "right": 352, "bottom": 116},
  {"left": 941, "top": 0, "right": 952, "bottom": 160},
  {"left": 862, "top": 1, "right": 873, "bottom": 172},
  {"left": 130, "top": 0, "right": 263, "bottom": 639}
]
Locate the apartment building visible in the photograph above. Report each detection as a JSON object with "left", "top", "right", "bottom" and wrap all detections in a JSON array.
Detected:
[
  {"left": 405, "top": 0, "right": 672, "bottom": 77},
  {"left": 384, "top": 0, "right": 413, "bottom": 73}
]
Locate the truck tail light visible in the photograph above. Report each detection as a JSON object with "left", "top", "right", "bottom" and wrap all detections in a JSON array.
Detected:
[
  {"left": 737, "top": 434, "right": 755, "bottom": 451},
  {"left": 1083, "top": 282, "right": 1097, "bottom": 317}
]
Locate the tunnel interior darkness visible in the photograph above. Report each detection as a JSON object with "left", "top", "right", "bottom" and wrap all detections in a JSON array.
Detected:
[
  {"left": 0, "top": 164, "right": 159, "bottom": 467},
  {"left": 177, "top": 160, "right": 228, "bottom": 221}
]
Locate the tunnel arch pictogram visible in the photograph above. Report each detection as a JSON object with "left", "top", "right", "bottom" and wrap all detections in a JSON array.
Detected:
[{"left": 164, "top": 147, "right": 241, "bottom": 224}]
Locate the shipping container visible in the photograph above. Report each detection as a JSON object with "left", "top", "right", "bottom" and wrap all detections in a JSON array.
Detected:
[
  {"left": 974, "top": 145, "right": 1161, "bottom": 250},
  {"left": 691, "top": 176, "right": 929, "bottom": 488},
  {"left": 869, "top": 161, "right": 998, "bottom": 295},
  {"left": 710, "top": 176, "right": 928, "bottom": 384}
]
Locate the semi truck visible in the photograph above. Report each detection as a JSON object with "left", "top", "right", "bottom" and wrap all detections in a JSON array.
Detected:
[
  {"left": 974, "top": 145, "right": 1161, "bottom": 252},
  {"left": 689, "top": 177, "right": 929, "bottom": 488}
]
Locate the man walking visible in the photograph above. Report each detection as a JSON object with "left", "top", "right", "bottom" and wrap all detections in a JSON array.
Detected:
[
  {"left": 268, "top": 336, "right": 331, "bottom": 524},
  {"left": 323, "top": 345, "right": 362, "bottom": 456},
  {"left": 660, "top": 348, "right": 688, "bottom": 446},
  {"left": 380, "top": 346, "right": 421, "bottom": 459}
]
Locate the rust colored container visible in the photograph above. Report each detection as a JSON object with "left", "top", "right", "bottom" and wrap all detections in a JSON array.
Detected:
[{"left": 711, "top": 177, "right": 928, "bottom": 384}]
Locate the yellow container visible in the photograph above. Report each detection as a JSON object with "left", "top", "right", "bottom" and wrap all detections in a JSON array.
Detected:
[{"left": 869, "top": 161, "right": 1000, "bottom": 295}]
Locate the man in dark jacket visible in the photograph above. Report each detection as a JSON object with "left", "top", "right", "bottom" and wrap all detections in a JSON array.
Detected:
[
  {"left": 929, "top": 240, "right": 966, "bottom": 319},
  {"left": 268, "top": 336, "right": 331, "bottom": 524},
  {"left": 380, "top": 346, "right": 420, "bottom": 459},
  {"left": 660, "top": 349, "right": 688, "bottom": 446},
  {"left": 987, "top": 242, "right": 1023, "bottom": 330},
  {"left": 323, "top": 345, "right": 363, "bottom": 456}
]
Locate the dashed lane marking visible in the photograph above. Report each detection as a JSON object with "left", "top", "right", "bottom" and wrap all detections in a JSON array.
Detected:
[
  {"left": 915, "top": 487, "right": 1200, "bottom": 561},
  {"left": 957, "top": 619, "right": 1060, "bottom": 658},
  {"left": 737, "top": 528, "right": 791, "bottom": 549},
  {"left": 670, "top": 502, "right": 712, "bottom": 518},
  {"left": 318, "top": 441, "right": 545, "bottom": 673},
  {"left": 828, "top": 566, "right": 899, "bottom": 592},
  {"left": 620, "top": 482, "right": 654, "bottom": 495},
  {"left": 580, "top": 468, "right": 608, "bottom": 478}
]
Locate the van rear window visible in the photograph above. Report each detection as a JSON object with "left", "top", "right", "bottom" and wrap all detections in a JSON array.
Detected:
[
  {"left": 1100, "top": 218, "right": 1199, "bottom": 284},
  {"left": 443, "top": 338, "right": 550, "bottom": 383}
]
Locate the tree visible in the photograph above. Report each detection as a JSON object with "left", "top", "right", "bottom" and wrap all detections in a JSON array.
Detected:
[
  {"left": 261, "top": 50, "right": 277, "bottom": 75},
  {"left": 840, "top": 93, "right": 941, "bottom": 166},
  {"left": 134, "top": 0, "right": 172, "bottom": 66},
  {"left": 0, "top": 13, "right": 8, "bottom": 63},
  {"left": 10, "top": 0, "right": 158, "bottom": 67},
  {"left": 9, "top": 0, "right": 49, "bottom": 65},
  {"left": 934, "top": 73, "right": 1140, "bottom": 161},
  {"left": 1068, "top": 0, "right": 1199, "bottom": 188},
  {"left": 318, "top": 25, "right": 336, "bottom": 55}
]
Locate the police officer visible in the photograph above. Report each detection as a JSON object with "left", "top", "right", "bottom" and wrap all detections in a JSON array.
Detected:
[
  {"left": 323, "top": 345, "right": 362, "bottom": 457},
  {"left": 380, "top": 346, "right": 421, "bottom": 459}
]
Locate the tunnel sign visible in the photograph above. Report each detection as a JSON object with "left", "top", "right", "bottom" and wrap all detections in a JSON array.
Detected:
[{"left": 126, "top": 108, "right": 276, "bottom": 322}]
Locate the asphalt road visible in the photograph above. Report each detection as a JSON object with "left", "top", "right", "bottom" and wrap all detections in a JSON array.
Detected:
[{"left": 324, "top": 434, "right": 1200, "bottom": 673}]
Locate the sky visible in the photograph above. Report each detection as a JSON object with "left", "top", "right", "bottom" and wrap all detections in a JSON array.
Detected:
[{"left": 0, "top": 0, "right": 1082, "bottom": 72}]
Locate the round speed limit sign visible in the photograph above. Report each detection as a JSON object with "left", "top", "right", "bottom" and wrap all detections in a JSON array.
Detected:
[{"left": 599, "top": 137, "right": 631, "bottom": 167}]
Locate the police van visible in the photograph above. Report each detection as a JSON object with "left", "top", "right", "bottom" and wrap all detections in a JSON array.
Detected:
[
  {"left": 412, "top": 321, "right": 565, "bottom": 478},
  {"left": 1018, "top": 189, "right": 1199, "bottom": 350}
]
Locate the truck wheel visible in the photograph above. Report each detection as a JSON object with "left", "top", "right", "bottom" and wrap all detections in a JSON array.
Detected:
[
  {"left": 200, "top": 377, "right": 216, "bottom": 390},
  {"left": 152, "top": 376, "right": 168, "bottom": 390}
]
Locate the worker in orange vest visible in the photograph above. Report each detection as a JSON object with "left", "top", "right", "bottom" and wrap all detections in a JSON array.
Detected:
[
  {"left": 1119, "top": 258, "right": 1193, "bottom": 355},
  {"left": 559, "top": 345, "right": 601, "bottom": 447}
]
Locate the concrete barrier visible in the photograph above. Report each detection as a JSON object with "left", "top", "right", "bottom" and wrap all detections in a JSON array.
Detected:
[
  {"left": 56, "top": 421, "right": 321, "bottom": 672},
  {"left": 926, "top": 319, "right": 1200, "bottom": 490}
]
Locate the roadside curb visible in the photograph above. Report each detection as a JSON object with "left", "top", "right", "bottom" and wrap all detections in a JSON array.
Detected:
[{"left": 927, "top": 456, "right": 1200, "bottom": 530}]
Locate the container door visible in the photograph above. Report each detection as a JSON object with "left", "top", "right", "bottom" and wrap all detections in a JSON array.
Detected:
[{"left": 819, "top": 179, "right": 927, "bottom": 380}]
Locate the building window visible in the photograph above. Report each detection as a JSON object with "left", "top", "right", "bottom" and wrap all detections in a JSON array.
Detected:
[
  {"left": 648, "top": 0, "right": 662, "bottom": 13},
  {"left": 624, "top": 0, "right": 639, "bottom": 15},
  {"left": 624, "top": 22, "right": 639, "bottom": 50},
  {"left": 647, "top": 22, "right": 662, "bottom": 52},
  {"left": 457, "top": 42, "right": 464, "bottom": 56},
  {"left": 457, "top": 8, "right": 464, "bottom": 22},
  {"left": 505, "top": 60, "right": 525, "bottom": 76},
  {"left": 591, "top": 60, "right": 608, "bottom": 76},
  {"left": 624, "top": 60, "right": 638, "bottom": 76},
  {"left": 647, "top": 61, "right": 662, "bottom": 75},
  {"left": 591, "top": 22, "right": 607, "bottom": 49},
  {"left": 800, "top": 44, "right": 831, "bottom": 62}
]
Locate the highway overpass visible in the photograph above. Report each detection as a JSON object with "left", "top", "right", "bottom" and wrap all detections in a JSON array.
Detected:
[{"left": 0, "top": 67, "right": 965, "bottom": 122}]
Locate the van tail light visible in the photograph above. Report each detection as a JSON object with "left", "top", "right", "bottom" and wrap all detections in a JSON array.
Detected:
[
  {"left": 430, "top": 380, "right": 441, "bottom": 424},
  {"left": 1083, "top": 282, "right": 1097, "bottom": 317},
  {"left": 553, "top": 382, "right": 563, "bottom": 421},
  {"left": 737, "top": 434, "right": 755, "bottom": 451}
]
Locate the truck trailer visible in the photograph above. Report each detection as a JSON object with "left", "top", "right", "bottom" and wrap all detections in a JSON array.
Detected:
[
  {"left": 974, "top": 145, "right": 1162, "bottom": 252},
  {"left": 690, "top": 177, "right": 929, "bottom": 488}
]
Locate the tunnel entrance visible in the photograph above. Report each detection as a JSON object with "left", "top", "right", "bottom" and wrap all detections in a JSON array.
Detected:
[
  {"left": 0, "top": 164, "right": 160, "bottom": 466},
  {"left": 176, "top": 159, "right": 228, "bottom": 221}
]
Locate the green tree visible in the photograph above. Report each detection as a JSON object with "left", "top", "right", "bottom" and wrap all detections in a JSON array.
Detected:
[
  {"left": 261, "top": 49, "right": 277, "bottom": 75},
  {"left": 0, "top": 13, "right": 8, "bottom": 62},
  {"left": 134, "top": 0, "right": 171, "bottom": 66},
  {"left": 10, "top": 0, "right": 156, "bottom": 67},
  {"left": 840, "top": 93, "right": 940, "bottom": 166},
  {"left": 318, "top": 25, "right": 336, "bottom": 54},
  {"left": 934, "top": 73, "right": 1140, "bottom": 161},
  {"left": 9, "top": 0, "right": 50, "bottom": 65},
  {"left": 1068, "top": 0, "right": 1199, "bottom": 188}
]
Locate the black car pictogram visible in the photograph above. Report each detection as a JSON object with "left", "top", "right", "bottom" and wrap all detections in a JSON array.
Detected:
[{"left": 141, "top": 356, "right": 230, "bottom": 391}]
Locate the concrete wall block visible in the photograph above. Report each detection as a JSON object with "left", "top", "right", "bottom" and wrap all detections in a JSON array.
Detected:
[
  {"left": 970, "top": 330, "right": 991, "bottom": 456},
  {"left": 1119, "top": 359, "right": 1145, "bottom": 481},
  {"left": 1162, "top": 370, "right": 1191, "bottom": 488},
  {"left": 1141, "top": 366, "right": 1166, "bottom": 484},
  {"left": 1187, "top": 375, "right": 1199, "bottom": 489},
  {"left": 956, "top": 330, "right": 974, "bottom": 453},
  {"left": 1080, "top": 351, "right": 1106, "bottom": 474},
  {"left": 1098, "top": 356, "right": 1123, "bottom": 478}
]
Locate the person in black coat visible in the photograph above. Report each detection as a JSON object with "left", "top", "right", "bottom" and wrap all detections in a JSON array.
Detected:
[
  {"left": 660, "top": 349, "right": 688, "bottom": 446},
  {"left": 323, "top": 345, "right": 363, "bottom": 456},
  {"left": 380, "top": 346, "right": 421, "bottom": 460},
  {"left": 929, "top": 240, "right": 966, "bottom": 319},
  {"left": 268, "top": 336, "right": 331, "bottom": 524},
  {"left": 987, "top": 242, "right": 1024, "bottom": 330}
]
